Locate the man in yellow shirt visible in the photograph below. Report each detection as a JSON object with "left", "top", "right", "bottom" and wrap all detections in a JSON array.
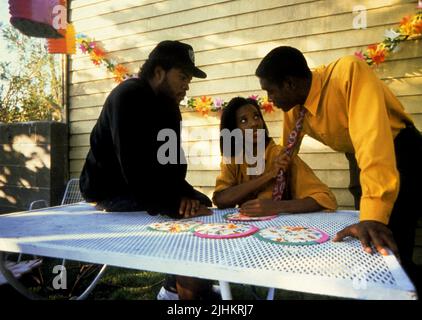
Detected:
[{"left": 255, "top": 46, "right": 422, "bottom": 290}]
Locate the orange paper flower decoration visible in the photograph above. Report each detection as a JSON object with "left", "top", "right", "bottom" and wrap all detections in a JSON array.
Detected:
[
  {"left": 112, "top": 64, "right": 129, "bottom": 83},
  {"left": 260, "top": 96, "right": 275, "bottom": 113},
  {"left": 355, "top": 7, "right": 421, "bottom": 66},
  {"left": 194, "top": 96, "right": 213, "bottom": 116}
]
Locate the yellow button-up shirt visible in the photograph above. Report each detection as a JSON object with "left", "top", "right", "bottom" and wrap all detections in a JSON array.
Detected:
[
  {"left": 213, "top": 139, "right": 337, "bottom": 210},
  {"left": 283, "top": 56, "right": 414, "bottom": 224}
]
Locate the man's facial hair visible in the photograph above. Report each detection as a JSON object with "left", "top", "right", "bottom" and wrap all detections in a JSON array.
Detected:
[{"left": 157, "top": 77, "right": 178, "bottom": 106}]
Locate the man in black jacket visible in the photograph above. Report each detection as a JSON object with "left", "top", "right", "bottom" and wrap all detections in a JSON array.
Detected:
[
  {"left": 80, "top": 40, "right": 212, "bottom": 218},
  {"left": 80, "top": 41, "right": 216, "bottom": 300}
]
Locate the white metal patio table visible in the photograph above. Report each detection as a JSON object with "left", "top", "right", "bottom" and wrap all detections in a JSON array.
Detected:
[{"left": 0, "top": 203, "right": 417, "bottom": 300}]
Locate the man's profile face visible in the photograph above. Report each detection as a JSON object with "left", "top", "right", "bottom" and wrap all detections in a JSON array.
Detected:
[
  {"left": 158, "top": 68, "right": 192, "bottom": 104},
  {"left": 259, "top": 77, "right": 301, "bottom": 112}
]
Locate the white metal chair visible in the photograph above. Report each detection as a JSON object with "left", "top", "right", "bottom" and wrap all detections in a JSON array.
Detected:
[
  {"left": 29, "top": 178, "right": 85, "bottom": 209},
  {"left": 0, "top": 179, "right": 108, "bottom": 299}
]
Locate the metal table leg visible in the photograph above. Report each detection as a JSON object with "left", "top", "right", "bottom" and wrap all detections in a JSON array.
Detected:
[{"left": 218, "top": 280, "right": 233, "bottom": 300}]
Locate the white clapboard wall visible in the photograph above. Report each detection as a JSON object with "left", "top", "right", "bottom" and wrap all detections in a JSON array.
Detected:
[{"left": 68, "top": 0, "right": 422, "bottom": 210}]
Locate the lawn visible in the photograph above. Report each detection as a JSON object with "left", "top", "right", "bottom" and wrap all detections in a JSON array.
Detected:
[
  {"left": 2, "top": 240, "right": 421, "bottom": 300},
  {"left": 0, "top": 256, "right": 345, "bottom": 300}
]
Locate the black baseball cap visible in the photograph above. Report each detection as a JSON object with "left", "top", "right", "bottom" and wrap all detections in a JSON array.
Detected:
[{"left": 148, "top": 40, "right": 207, "bottom": 79}]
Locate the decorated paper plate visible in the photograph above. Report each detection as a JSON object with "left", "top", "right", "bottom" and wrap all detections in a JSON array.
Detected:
[
  {"left": 147, "top": 220, "right": 202, "bottom": 233},
  {"left": 255, "top": 226, "right": 330, "bottom": 245},
  {"left": 224, "top": 212, "right": 278, "bottom": 222},
  {"left": 193, "top": 223, "right": 259, "bottom": 239}
]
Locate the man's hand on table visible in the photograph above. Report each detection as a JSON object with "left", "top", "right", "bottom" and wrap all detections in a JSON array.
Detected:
[
  {"left": 179, "top": 197, "right": 212, "bottom": 218},
  {"left": 333, "top": 220, "right": 399, "bottom": 258}
]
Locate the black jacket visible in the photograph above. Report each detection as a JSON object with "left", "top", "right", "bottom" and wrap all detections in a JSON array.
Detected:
[{"left": 80, "top": 78, "right": 210, "bottom": 217}]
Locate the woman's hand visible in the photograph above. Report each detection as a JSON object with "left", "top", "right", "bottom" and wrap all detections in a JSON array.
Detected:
[
  {"left": 239, "top": 199, "right": 281, "bottom": 216},
  {"left": 268, "top": 153, "right": 291, "bottom": 178}
]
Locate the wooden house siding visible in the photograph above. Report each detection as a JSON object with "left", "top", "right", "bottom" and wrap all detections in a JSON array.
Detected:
[{"left": 68, "top": 0, "right": 422, "bottom": 210}]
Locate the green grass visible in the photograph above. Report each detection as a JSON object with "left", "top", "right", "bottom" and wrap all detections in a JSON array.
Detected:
[
  {"left": 4, "top": 248, "right": 422, "bottom": 300},
  {"left": 87, "top": 266, "right": 346, "bottom": 300},
  {"left": 89, "top": 268, "right": 164, "bottom": 300},
  {"left": 1, "top": 260, "right": 345, "bottom": 300}
]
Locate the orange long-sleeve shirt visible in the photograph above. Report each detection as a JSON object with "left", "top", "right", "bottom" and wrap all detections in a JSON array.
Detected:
[
  {"left": 213, "top": 139, "right": 337, "bottom": 210},
  {"left": 283, "top": 56, "right": 414, "bottom": 224}
]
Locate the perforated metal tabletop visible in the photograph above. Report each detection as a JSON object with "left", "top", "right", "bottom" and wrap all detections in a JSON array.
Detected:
[{"left": 0, "top": 203, "right": 417, "bottom": 300}]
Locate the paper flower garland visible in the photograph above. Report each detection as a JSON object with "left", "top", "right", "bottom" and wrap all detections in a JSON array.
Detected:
[
  {"left": 355, "top": 7, "right": 422, "bottom": 65},
  {"left": 70, "top": 35, "right": 276, "bottom": 115},
  {"left": 39, "top": 3, "right": 420, "bottom": 114},
  {"left": 185, "top": 94, "right": 275, "bottom": 116},
  {"left": 75, "top": 34, "right": 130, "bottom": 82}
]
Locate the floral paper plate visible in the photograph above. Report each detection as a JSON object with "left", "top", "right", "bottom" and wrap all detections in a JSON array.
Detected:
[
  {"left": 147, "top": 220, "right": 202, "bottom": 233},
  {"left": 193, "top": 223, "right": 259, "bottom": 239},
  {"left": 224, "top": 212, "right": 278, "bottom": 222},
  {"left": 255, "top": 226, "right": 330, "bottom": 245}
]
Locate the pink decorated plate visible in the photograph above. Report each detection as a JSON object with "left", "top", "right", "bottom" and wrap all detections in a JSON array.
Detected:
[
  {"left": 193, "top": 223, "right": 259, "bottom": 239},
  {"left": 147, "top": 220, "right": 202, "bottom": 233}
]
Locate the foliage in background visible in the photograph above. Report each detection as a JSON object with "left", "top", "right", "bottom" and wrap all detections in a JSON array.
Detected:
[{"left": 0, "top": 25, "right": 63, "bottom": 123}]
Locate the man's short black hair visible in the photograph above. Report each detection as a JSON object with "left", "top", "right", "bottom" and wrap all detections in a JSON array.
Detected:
[
  {"left": 255, "top": 46, "right": 311, "bottom": 84},
  {"left": 219, "top": 97, "right": 270, "bottom": 157}
]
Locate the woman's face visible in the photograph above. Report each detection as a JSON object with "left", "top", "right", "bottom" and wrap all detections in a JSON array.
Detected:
[{"left": 235, "top": 103, "right": 265, "bottom": 144}]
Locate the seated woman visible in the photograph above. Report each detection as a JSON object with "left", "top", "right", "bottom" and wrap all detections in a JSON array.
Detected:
[{"left": 213, "top": 97, "right": 337, "bottom": 215}]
